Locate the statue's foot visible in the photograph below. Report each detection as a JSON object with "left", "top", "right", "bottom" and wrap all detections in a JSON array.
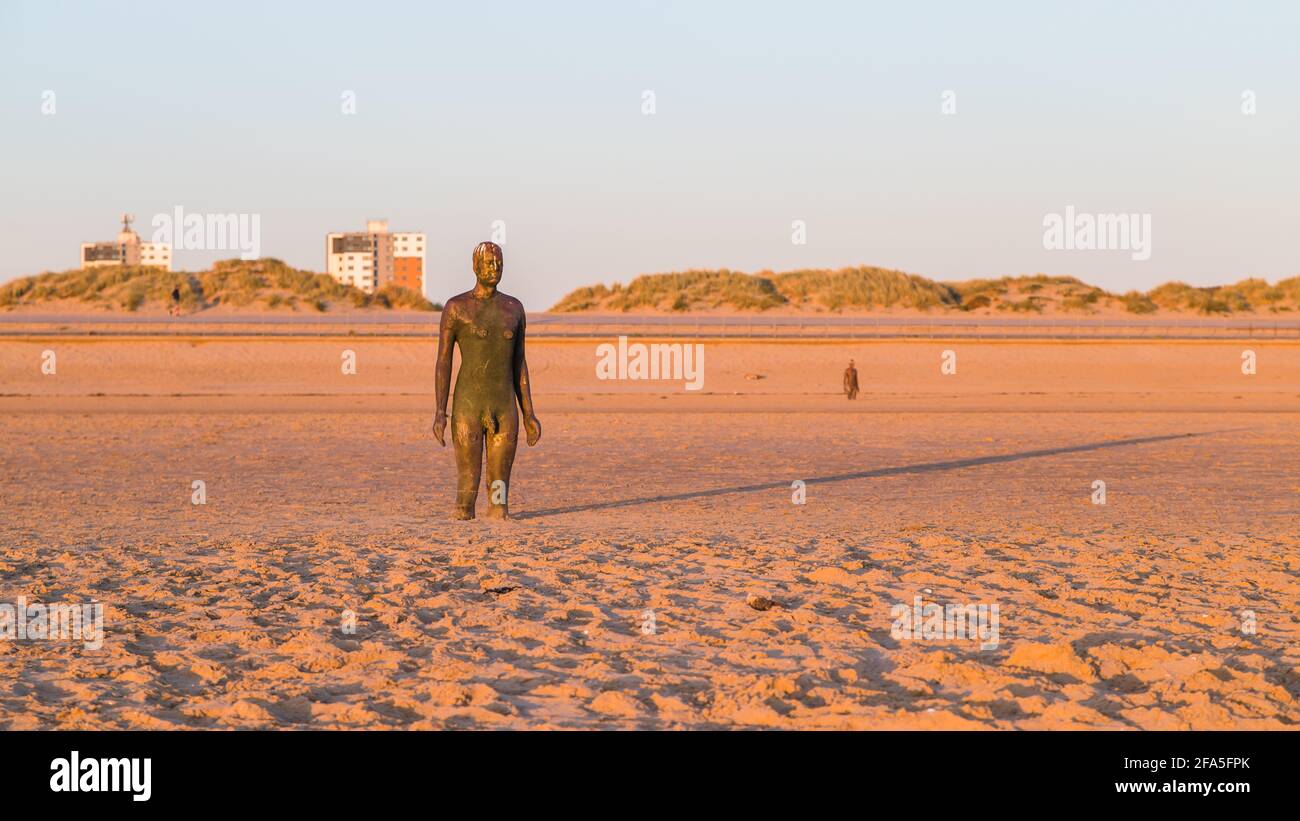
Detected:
[
  {"left": 451, "top": 507, "right": 475, "bottom": 521},
  {"left": 484, "top": 506, "right": 510, "bottom": 521}
]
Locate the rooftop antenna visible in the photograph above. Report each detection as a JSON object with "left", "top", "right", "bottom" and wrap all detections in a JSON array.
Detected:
[{"left": 121, "top": 213, "right": 135, "bottom": 231}]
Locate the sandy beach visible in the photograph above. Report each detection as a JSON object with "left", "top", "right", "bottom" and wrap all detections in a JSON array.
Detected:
[{"left": 1, "top": 335, "right": 1297, "bottom": 728}]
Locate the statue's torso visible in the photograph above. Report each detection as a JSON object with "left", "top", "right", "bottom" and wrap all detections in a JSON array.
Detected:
[{"left": 449, "top": 292, "right": 523, "bottom": 410}]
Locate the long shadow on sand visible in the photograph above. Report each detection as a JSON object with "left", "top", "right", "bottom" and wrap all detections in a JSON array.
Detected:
[{"left": 516, "top": 430, "right": 1227, "bottom": 520}]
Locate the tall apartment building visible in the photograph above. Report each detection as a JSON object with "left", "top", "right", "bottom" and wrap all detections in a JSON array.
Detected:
[
  {"left": 81, "top": 214, "right": 172, "bottom": 270},
  {"left": 325, "top": 219, "right": 425, "bottom": 294}
]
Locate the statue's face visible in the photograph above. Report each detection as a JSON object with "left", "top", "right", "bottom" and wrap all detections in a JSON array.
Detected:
[{"left": 474, "top": 252, "right": 502, "bottom": 287}]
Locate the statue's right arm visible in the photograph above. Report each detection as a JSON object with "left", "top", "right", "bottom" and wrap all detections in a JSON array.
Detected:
[{"left": 433, "top": 305, "right": 455, "bottom": 444}]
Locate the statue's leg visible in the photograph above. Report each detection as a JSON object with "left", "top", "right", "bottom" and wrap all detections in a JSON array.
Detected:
[
  {"left": 451, "top": 414, "right": 484, "bottom": 519},
  {"left": 483, "top": 407, "right": 519, "bottom": 519}
]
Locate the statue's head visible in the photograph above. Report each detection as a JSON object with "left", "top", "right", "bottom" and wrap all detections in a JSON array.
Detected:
[{"left": 472, "top": 241, "right": 503, "bottom": 287}]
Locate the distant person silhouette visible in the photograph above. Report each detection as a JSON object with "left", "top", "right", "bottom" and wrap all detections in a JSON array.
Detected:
[
  {"left": 843, "top": 359, "right": 859, "bottom": 400},
  {"left": 170, "top": 287, "right": 181, "bottom": 317}
]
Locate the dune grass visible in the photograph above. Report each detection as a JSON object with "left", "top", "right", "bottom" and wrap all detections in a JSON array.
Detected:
[
  {"left": 553, "top": 270, "right": 786, "bottom": 313},
  {"left": 552, "top": 266, "right": 959, "bottom": 313},
  {"left": 0, "top": 259, "right": 439, "bottom": 312},
  {"left": 9, "top": 259, "right": 1299, "bottom": 317},
  {"left": 771, "top": 266, "right": 960, "bottom": 311},
  {"left": 552, "top": 268, "right": 1300, "bottom": 315},
  {"left": 1147, "top": 279, "right": 1300, "bottom": 315}
]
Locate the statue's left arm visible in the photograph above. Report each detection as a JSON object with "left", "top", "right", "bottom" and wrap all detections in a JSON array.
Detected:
[{"left": 513, "top": 308, "right": 541, "bottom": 445}]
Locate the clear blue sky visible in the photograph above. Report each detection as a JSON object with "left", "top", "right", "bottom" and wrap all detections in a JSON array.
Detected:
[{"left": 2, "top": 0, "right": 1296, "bottom": 307}]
